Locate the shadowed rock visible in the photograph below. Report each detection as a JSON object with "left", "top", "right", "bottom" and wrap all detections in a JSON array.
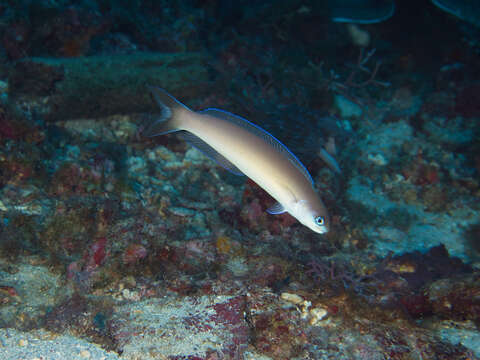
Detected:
[{"left": 9, "top": 52, "right": 209, "bottom": 122}]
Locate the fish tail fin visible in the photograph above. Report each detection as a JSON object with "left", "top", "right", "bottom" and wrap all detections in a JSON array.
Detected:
[{"left": 143, "top": 86, "right": 189, "bottom": 137}]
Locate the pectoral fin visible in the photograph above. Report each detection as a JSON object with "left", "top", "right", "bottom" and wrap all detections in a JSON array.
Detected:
[
  {"left": 266, "top": 183, "right": 297, "bottom": 215},
  {"left": 267, "top": 202, "right": 286, "bottom": 215}
]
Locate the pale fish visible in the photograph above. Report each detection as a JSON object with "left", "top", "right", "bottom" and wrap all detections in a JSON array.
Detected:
[{"left": 145, "top": 87, "right": 330, "bottom": 234}]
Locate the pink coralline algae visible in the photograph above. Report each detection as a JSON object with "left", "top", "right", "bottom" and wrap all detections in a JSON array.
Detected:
[
  {"left": 122, "top": 244, "right": 147, "bottom": 265},
  {"left": 91, "top": 237, "right": 108, "bottom": 267},
  {"left": 209, "top": 296, "right": 249, "bottom": 357}
]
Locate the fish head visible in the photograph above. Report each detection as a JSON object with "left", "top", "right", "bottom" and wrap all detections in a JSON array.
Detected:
[{"left": 292, "top": 199, "right": 329, "bottom": 234}]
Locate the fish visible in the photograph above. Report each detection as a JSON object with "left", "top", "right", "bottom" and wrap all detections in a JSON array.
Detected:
[
  {"left": 319, "top": 137, "right": 341, "bottom": 174},
  {"left": 144, "top": 87, "right": 330, "bottom": 234},
  {"left": 319, "top": 148, "right": 341, "bottom": 175}
]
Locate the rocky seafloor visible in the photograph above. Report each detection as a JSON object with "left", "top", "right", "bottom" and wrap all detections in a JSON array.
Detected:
[{"left": 0, "top": 1, "right": 479, "bottom": 359}]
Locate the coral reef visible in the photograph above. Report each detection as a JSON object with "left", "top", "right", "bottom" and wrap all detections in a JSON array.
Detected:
[{"left": 0, "top": 0, "right": 479, "bottom": 359}]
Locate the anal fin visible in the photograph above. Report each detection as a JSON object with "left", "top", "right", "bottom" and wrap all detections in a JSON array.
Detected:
[{"left": 179, "top": 131, "right": 245, "bottom": 176}]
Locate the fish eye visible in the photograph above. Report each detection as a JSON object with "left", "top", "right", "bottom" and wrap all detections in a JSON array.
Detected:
[{"left": 314, "top": 216, "right": 325, "bottom": 226}]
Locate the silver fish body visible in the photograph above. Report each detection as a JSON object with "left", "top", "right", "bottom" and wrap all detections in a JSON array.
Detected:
[{"left": 145, "top": 87, "right": 329, "bottom": 234}]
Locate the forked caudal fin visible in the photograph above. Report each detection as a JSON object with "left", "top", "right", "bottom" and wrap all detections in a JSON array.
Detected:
[
  {"left": 144, "top": 86, "right": 245, "bottom": 176},
  {"left": 143, "top": 86, "right": 187, "bottom": 137}
]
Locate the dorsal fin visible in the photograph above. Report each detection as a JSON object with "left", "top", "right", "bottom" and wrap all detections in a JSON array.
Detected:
[{"left": 200, "top": 108, "right": 314, "bottom": 185}]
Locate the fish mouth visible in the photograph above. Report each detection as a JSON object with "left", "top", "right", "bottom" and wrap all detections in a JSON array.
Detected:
[{"left": 310, "top": 226, "right": 329, "bottom": 234}]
